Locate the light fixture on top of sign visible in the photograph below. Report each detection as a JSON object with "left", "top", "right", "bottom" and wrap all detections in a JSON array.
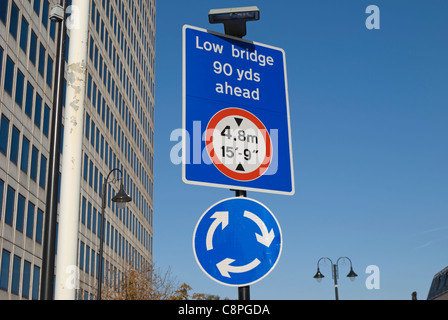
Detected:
[{"left": 208, "top": 6, "right": 260, "bottom": 38}]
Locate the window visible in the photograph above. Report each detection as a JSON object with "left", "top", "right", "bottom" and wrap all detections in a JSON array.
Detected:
[
  {"left": 26, "top": 201, "right": 35, "bottom": 239},
  {"left": 0, "top": 115, "right": 10, "bottom": 156},
  {"left": 0, "top": 0, "right": 7, "bottom": 25},
  {"left": 25, "top": 81, "right": 34, "bottom": 118},
  {"left": 22, "top": 261, "right": 31, "bottom": 299},
  {"left": 11, "top": 255, "right": 21, "bottom": 295},
  {"left": 84, "top": 112, "right": 90, "bottom": 139},
  {"left": 32, "top": 265, "right": 40, "bottom": 300},
  {"left": 4, "top": 56, "right": 14, "bottom": 96},
  {"left": 38, "top": 44, "right": 45, "bottom": 77},
  {"left": 92, "top": 207, "right": 97, "bottom": 234},
  {"left": 9, "top": 2, "right": 19, "bottom": 40},
  {"left": 5, "top": 185, "right": 15, "bottom": 226},
  {"left": 49, "top": 19, "right": 55, "bottom": 40},
  {"left": 89, "top": 160, "right": 93, "bottom": 187},
  {"left": 30, "top": 146, "right": 38, "bottom": 182},
  {"left": 34, "top": 93, "right": 42, "bottom": 128},
  {"left": 79, "top": 241, "right": 85, "bottom": 270},
  {"left": 15, "top": 69, "right": 24, "bottom": 107},
  {"left": 85, "top": 245, "right": 90, "bottom": 274},
  {"left": 43, "top": 104, "right": 50, "bottom": 137},
  {"left": 20, "top": 17, "right": 29, "bottom": 53},
  {"left": 29, "top": 31, "right": 37, "bottom": 65},
  {"left": 81, "top": 196, "right": 86, "bottom": 224},
  {"left": 87, "top": 201, "right": 92, "bottom": 229},
  {"left": 10, "top": 125, "right": 20, "bottom": 165},
  {"left": 83, "top": 154, "right": 88, "bottom": 181},
  {"left": 90, "top": 120, "right": 95, "bottom": 147},
  {"left": 21, "top": 136, "right": 30, "bottom": 173},
  {"left": 33, "top": 0, "right": 41, "bottom": 16},
  {"left": 0, "top": 250, "right": 11, "bottom": 291},
  {"left": 36, "top": 209, "right": 43, "bottom": 244},
  {"left": 0, "top": 179, "right": 3, "bottom": 221},
  {"left": 46, "top": 56, "right": 53, "bottom": 87},
  {"left": 16, "top": 193, "right": 25, "bottom": 232},
  {"left": 0, "top": 45, "right": 3, "bottom": 83},
  {"left": 39, "top": 154, "right": 47, "bottom": 189},
  {"left": 41, "top": 0, "right": 49, "bottom": 29}
]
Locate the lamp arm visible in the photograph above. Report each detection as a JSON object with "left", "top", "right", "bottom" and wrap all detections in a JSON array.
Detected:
[
  {"left": 105, "top": 168, "right": 123, "bottom": 184},
  {"left": 336, "top": 256, "right": 353, "bottom": 268}
]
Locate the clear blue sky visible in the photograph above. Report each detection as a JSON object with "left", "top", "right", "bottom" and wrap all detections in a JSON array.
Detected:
[{"left": 153, "top": 0, "right": 448, "bottom": 300}]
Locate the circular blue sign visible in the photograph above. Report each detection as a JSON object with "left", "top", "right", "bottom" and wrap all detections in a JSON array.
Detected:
[{"left": 193, "top": 197, "right": 282, "bottom": 287}]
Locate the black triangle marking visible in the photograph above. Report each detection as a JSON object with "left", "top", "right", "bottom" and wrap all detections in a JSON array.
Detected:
[
  {"left": 234, "top": 117, "right": 243, "bottom": 127},
  {"left": 236, "top": 163, "right": 245, "bottom": 172}
]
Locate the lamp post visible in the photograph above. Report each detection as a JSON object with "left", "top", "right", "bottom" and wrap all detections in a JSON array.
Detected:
[
  {"left": 40, "top": 0, "right": 67, "bottom": 300},
  {"left": 313, "top": 256, "right": 358, "bottom": 300},
  {"left": 208, "top": 6, "right": 260, "bottom": 301},
  {"left": 97, "top": 168, "right": 132, "bottom": 300}
]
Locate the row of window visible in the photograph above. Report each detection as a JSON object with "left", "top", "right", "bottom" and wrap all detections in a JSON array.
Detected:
[
  {"left": 0, "top": 0, "right": 54, "bottom": 301},
  {"left": 79, "top": 234, "right": 150, "bottom": 279},
  {"left": 1, "top": 0, "right": 56, "bottom": 92},
  {"left": 0, "top": 114, "right": 48, "bottom": 190},
  {"left": 82, "top": 147, "right": 153, "bottom": 231},
  {"left": 93, "top": 0, "right": 155, "bottom": 96},
  {"left": 88, "top": 37, "right": 155, "bottom": 154},
  {"left": 90, "top": 0, "right": 155, "bottom": 131},
  {"left": 80, "top": 195, "right": 152, "bottom": 255},
  {"left": 0, "top": 249, "right": 40, "bottom": 299},
  {"left": 0, "top": 179, "right": 44, "bottom": 243},
  {"left": 84, "top": 100, "right": 154, "bottom": 203},
  {"left": 81, "top": 150, "right": 153, "bottom": 249}
]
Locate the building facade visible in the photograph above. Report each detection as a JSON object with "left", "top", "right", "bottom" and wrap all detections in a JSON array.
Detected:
[
  {"left": 427, "top": 266, "right": 448, "bottom": 300},
  {"left": 0, "top": 0, "right": 155, "bottom": 299}
]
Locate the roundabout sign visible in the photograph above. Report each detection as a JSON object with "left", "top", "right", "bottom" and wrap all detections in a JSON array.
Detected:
[{"left": 193, "top": 197, "right": 282, "bottom": 287}]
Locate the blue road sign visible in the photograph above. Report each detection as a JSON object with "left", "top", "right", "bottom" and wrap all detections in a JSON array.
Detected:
[
  {"left": 193, "top": 197, "right": 282, "bottom": 287},
  {"left": 182, "top": 25, "right": 294, "bottom": 195}
]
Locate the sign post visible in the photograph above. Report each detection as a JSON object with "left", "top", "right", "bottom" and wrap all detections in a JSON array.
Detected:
[{"left": 183, "top": 11, "right": 293, "bottom": 300}]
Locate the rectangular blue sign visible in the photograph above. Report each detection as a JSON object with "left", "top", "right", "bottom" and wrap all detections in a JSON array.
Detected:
[{"left": 182, "top": 25, "right": 294, "bottom": 195}]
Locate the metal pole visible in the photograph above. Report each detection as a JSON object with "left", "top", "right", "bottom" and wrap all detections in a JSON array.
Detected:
[
  {"left": 234, "top": 189, "right": 250, "bottom": 300},
  {"left": 97, "top": 168, "right": 121, "bottom": 300},
  {"left": 97, "top": 181, "right": 107, "bottom": 300},
  {"left": 40, "top": 0, "right": 67, "bottom": 300},
  {"left": 238, "top": 286, "right": 250, "bottom": 300},
  {"left": 54, "top": 0, "right": 90, "bottom": 300},
  {"left": 333, "top": 264, "right": 339, "bottom": 300}
]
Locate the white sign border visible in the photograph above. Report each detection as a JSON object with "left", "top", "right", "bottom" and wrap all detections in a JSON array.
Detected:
[{"left": 182, "top": 24, "right": 295, "bottom": 196}]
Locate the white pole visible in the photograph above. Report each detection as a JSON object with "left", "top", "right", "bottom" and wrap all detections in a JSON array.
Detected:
[{"left": 54, "top": 0, "right": 90, "bottom": 300}]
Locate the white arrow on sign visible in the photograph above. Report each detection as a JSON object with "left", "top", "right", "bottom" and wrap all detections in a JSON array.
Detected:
[
  {"left": 206, "top": 211, "right": 229, "bottom": 251},
  {"left": 217, "top": 258, "right": 261, "bottom": 278},
  {"left": 243, "top": 210, "right": 275, "bottom": 248}
]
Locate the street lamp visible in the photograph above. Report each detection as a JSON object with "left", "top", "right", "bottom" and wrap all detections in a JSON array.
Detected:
[
  {"left": 313, "top": 256, "right": 358, "bottom": 300},
  {"left": 97, "top": 168, "right": 132, "bottom": 300},
  {"left": 208, "top": 6, "right": 260, "bottom": 38}
]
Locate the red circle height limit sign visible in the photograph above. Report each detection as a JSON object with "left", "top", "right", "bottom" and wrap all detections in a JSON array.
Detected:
[{"left": 205, "top": 108, "right": 272, "bottom": 181}]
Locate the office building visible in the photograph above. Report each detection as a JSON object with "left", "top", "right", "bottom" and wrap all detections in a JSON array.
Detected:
[{"left": 0, "top": 0, "right": 155, "bottom": 299}]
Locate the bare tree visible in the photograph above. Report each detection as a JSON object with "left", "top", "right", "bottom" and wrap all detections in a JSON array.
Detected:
[{"left": 100, "top": 263, "right": 206, "bottom": 300}]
